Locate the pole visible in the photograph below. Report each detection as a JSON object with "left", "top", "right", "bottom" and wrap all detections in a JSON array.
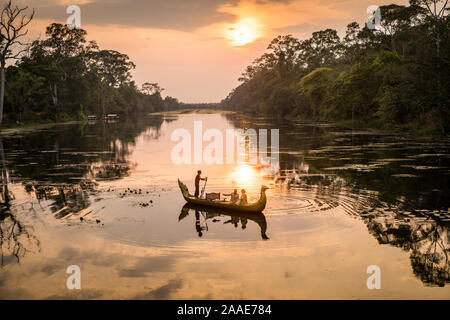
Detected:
[{"left": 200, "top": 177, "right": 208, "bottom": 198}]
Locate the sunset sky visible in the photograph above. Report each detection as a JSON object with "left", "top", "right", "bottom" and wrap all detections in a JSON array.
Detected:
[{"left": 20, "top": 0, "right": 408, "bottom": 103}]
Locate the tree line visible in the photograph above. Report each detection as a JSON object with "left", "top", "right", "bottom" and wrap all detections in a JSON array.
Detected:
[
  {"left": 0, "top": 2, "right": 183, "bottom": 126},
  {"left": 221, "top": 0, "right": 450, "bottom": 134}
]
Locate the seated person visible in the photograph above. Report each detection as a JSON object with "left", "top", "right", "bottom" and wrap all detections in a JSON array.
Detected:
[
  {"left": 239, "top": 189, "right": 248, "bottom": 205},
  {"left": 224, "top": 189, "right": 240, "bottom": 204}
]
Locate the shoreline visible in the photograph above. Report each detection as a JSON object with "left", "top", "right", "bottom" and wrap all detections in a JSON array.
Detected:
[
  {"left": 1, "top": 110, "right": 444, "bottom": 138},
  {"left": 0, "top": 120, "right": 83, "bottom": 136},
  {"left": 149, "top": 109, "right": 236, "bottom": 115}
]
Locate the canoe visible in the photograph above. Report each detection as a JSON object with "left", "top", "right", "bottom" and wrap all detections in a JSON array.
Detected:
[{"left": 178, "top": 179, "right": 268, "bottom": 213}]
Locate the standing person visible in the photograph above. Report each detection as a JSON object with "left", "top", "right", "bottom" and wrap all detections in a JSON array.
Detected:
[
  {"left": 194, "top": 170, "right": 207, "bottom": 198},
  {"left": 240, "top": 189, "right": 248, "bottom": 205}
]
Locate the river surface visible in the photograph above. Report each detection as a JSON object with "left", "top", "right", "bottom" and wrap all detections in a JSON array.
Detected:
[{"left": 0, "top": 112, "right": 449, "bottom": 299}]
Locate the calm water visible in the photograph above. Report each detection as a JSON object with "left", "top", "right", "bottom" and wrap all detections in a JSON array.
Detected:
[{"left": 0, "top": 113, "right": 449, "bottom": 299}]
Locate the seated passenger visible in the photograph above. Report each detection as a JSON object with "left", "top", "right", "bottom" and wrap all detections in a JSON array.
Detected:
[
  {"left": 224, "top": 189, "right": 239, "bottom": 204},
  {"left": 239, "top": 189, "right": 248, "bottom": 205}
]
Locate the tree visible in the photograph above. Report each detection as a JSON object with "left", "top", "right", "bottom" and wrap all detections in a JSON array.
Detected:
[
  {"left": 298, "top": 29, "right": 341, "bottom": 70},
  {"left": 0, "top": 0, "right": 34, "bottom": 125},
  {"left": 141, "top": 82, "right": 164, "bottom": 95},
  {"left": 266, "top": 35, "right": 300, "bottom": 77},
  {"left": 343, "top": 22, "right": 361, "bottom": 63},
  {"left": 5, "top": 68, "right": 46, "bottom": 122},
  {"left": 88, "top": 49, "right": 135, "bottom": 115},
  {"left": 239, "top": 35, "right": 300, "bottom": 82},
  {"left": 413, "top": 0, "right": 449, "bottom": 56},
  {"left": 32, "top": 24, "right": 87, "bottom": 114}
]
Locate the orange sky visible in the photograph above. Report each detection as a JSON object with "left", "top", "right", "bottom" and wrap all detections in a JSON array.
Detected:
[{"left": 19, "top": 0, "right": 408, "bottom": 102}]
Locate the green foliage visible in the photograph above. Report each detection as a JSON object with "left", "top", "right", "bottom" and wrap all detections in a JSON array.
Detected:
[
  {"left": 222, "top": 2, "right": 450, "bottom": 134},
  {"left": 3, "top": 23, "right": 180, "bottom": 125},
  {"left": 300, "top": 68, "right": 337, "bottom": 118}
]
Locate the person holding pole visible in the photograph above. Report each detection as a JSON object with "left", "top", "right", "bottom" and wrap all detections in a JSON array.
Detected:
[{"left": 194, "top": 170, "right": 207, "bottom": 198}]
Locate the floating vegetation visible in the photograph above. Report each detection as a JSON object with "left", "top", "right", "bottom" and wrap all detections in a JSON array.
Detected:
[{"left": 391, "top": 174, "right": 419, "bottom": 178}]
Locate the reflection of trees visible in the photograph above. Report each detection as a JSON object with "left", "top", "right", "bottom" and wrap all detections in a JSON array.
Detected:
[
  {"left": 0, "top": 116, "right": 165, "bottom": 219},
  {"left": 1, "top": 139, "right": 40, "bottom": 266},
  {"left": 273, "top": 168, "right": 450, "bottom": 286},
  {"left": 367, "top": 216, "right": 449, "bottom": 286},
  {"left": 89, "top": 161, "right": 132, "bottom": 181},
  {"left": 226, "top": 113, "right": 450, "bottom": 286},
  {"left": 4, "top": 116, "right": 164, "bottom": 185},
  {"left": 29, "top": 180, "right": 98, "bottom": 219},
  {"left": 0, "top": 206, "right": 40, "bottom": 266},
  {"left": 410, "top": 227, "right": 449, "bottom": 286}
]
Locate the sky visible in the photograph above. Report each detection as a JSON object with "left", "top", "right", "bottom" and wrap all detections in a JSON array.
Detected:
[{"left": 18, "top": 0, "right": 408, "bottom": 103}]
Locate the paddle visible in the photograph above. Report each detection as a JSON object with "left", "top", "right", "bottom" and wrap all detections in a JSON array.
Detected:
[{"left": 200, "top": 177, "right": 208, "bottom": 199}]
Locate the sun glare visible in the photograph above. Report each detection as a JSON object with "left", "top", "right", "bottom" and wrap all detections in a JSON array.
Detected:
[
  {"left": 231, "top": 164, "right": 256, "bottom": 186},
  {"left": 226, "top": 19, "right": 261, "bottom": 46},
  {"left": 238, "top": 165, "right": 253, "bottom": 181},
  {"left": 233, "top": 25, "right": 254, "bottom": 46}
]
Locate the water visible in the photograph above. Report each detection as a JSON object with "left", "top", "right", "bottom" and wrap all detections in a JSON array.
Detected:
[{"left": 0, "top": 113, "right": 449, "bottom": 299}]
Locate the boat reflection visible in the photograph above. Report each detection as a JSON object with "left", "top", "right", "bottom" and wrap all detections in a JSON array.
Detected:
[{"left": 179, "top": 203, "right": 269, "bottom": 240}]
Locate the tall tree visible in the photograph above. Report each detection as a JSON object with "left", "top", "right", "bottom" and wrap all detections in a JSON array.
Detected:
[
  {"left": 298, "top": 29, "right": 341, "bottom": 70},
  {"left": 141, "top": 82, "right": 164, "bottom": 95},
  {"left": 343, "top": 22, "right": 361, "bottom": 63},
  {"left": 30, "top": 23, "right": 87, "bottom": 115},
  {"left": 413, "top": 0, "right": 449, "bottom": 56},
  {"left": 87, "top": 49, "right": 135, "bottom": 115},
  {"left": 0, "top": 0, "right": 34, "bottom": 125}
]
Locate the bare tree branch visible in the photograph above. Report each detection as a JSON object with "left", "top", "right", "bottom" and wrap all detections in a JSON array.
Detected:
[{"left": 0, "top": 0, "right": 34, "bottom": 125}]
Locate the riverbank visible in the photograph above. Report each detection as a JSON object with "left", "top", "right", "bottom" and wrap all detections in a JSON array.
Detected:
[
  {"left": 150, "top": 109, "right": 236, "bottom": 115},
  {"left": 332, "top": 119, "right": 446, "bottom": 137},
  {"left": 0, "top": 120, "right": 83, "bottom": 136}
]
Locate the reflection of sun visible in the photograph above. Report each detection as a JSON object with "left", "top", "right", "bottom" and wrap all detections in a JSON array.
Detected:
[{"left": 237, "top": 164, "right": 252, "bottom": 182}]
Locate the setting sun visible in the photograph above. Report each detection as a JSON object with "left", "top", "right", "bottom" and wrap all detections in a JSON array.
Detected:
[
  {"left": 225, "top": 19, "right": 262, "bottom": 46},
  {"left": 232, "top": 25, "right": 254, "bottom": 46}
]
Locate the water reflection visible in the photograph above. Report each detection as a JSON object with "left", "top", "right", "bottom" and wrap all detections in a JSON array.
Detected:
[
  {"left": 366, "top": 214, "right": 449, "bottom": 287},
  {"left": 33, "top": 183, "right": 95, "bottom": 220},
  {"left": 0, "top": 206, "right": 41, "bottom": 267},
  {"left": 179, "top": 204, "right": 269, "bottom": 240},
  {"left": 268, "top": 166, "right": 449, "bottom": 286},
  {"left": 225, "top": 114, "right": 450, "bottom": 287},
  {"left": 0, "top": 113, "right": 448, "bottom": 297}
]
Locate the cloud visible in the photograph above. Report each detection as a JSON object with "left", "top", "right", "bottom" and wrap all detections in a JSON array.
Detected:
[
  {"left": 134, "top": 279, "right": 183, "bottom": 299},
  {"left": 28, "top": 0, "right": 296, "bottom": 31},
  {"left": 31, "top": 0, "right": 237, "bottom": 31},
  {"left": 45, "top": 289, "right": 104, "bottom": 300},
  {"left": 118, "top": 256, "right": 177, "bottom": 278},
  {"left": 41, "top": 264, "right": 61, "bottom": 276},
  {"left": 275, "top": 22, "right": 321, "bottom": 37}
]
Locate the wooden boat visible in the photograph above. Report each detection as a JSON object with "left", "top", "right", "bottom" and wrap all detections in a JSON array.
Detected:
[{"left": 178, "top": 179, "right": 268, "bottom": 213}]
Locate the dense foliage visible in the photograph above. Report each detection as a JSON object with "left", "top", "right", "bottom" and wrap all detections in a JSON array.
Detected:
[
  {"left": 222, "top": 1, "right": 450, "bottom": 134},
  {"left": 3, "top": 23, "right": 181, "bottom": 124}
]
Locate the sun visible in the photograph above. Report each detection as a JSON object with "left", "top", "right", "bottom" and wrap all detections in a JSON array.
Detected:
[
  {"left": 226, "top": 19, "right": 261, "bottom": 46},
  {"left": 232, "top": 25, "right": 254, "bottom": 46}
]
